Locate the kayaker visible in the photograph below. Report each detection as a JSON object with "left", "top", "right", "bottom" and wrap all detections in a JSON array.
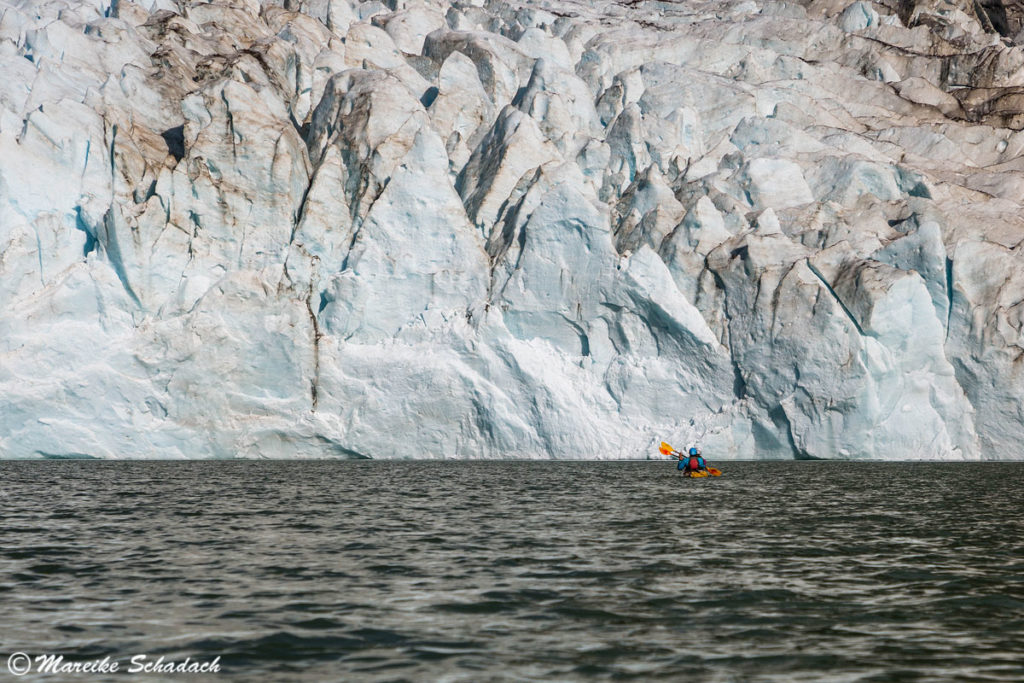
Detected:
[{"left": 681, "top": 447, "right": 708, "bottom": 474}]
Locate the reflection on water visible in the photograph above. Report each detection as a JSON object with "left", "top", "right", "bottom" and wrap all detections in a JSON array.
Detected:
[{"left": 2, "top": 460, "right": 1023, "bottom": 681}]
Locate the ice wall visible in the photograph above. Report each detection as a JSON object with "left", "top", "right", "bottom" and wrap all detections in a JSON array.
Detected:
[{"left": 2, "top": 0, "right": 1023, "bottom": 459}]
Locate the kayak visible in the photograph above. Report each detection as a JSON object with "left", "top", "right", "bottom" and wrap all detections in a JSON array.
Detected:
[
  {"left": 684, "top": 467, "right": 722, "bottom": 478},
  {"left": 661, "top": 442, "right": 721, "bottom": 477}
]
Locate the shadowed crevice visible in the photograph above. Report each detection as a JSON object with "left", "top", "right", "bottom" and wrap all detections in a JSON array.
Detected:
[{"left": 161, "top": 125, "right": 185, "bottom": 162}]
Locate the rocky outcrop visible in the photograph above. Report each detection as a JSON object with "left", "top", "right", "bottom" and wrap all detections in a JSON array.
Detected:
[{"left": 2, "top": 0, "right": 1023, "bottom": 459}]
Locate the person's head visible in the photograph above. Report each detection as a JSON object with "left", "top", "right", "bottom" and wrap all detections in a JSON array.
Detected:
[{"left": 689, "top": 447, "right": 698, "bottom": 456}]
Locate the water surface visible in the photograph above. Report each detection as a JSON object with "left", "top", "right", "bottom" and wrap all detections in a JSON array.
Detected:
[{"left": 2, "top": 461, "right": 1022, "bottom": 681}]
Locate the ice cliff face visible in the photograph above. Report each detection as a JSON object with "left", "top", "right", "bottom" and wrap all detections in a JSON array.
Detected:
[{"left": 2, "top": 0, "right": 1024, "bottom": 459}]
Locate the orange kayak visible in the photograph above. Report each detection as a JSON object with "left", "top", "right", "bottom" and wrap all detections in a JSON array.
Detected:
[{"left": 684, "top": 467, "right": 722, "bottom": 478}]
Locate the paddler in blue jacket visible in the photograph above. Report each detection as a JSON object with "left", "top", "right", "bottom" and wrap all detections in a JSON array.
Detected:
[{"left": 679, "top": 447, "right": 708, "bottom": 474}]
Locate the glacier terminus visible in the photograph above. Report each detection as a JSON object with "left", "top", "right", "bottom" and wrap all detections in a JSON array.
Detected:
[{"left": 3, "top": 0, "right": 1024, "bottom": 459}]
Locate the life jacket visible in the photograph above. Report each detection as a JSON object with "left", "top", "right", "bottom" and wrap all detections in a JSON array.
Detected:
[{"left": 687, "top": 456, "right": 701, "bottom": 470}]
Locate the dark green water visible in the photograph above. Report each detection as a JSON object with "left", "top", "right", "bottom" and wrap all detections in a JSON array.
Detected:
[{"left": 1, "top": 461, "right": 1022, "bottom": 681}]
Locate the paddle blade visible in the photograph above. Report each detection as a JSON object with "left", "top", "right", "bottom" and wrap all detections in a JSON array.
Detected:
[
  {"left": 658, "top": 445, "right": 672, "bottom": 455},
  {"left": 660, "top": 441, "right": 675, "bottom": 452},
  {"left": 708, "top": 467, "right": 722, "bottom": 476}
]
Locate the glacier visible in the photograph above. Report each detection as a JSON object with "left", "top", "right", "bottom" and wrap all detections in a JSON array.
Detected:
[{"left": 1, "top": 0, "right": 1023, "bottom": 459}]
